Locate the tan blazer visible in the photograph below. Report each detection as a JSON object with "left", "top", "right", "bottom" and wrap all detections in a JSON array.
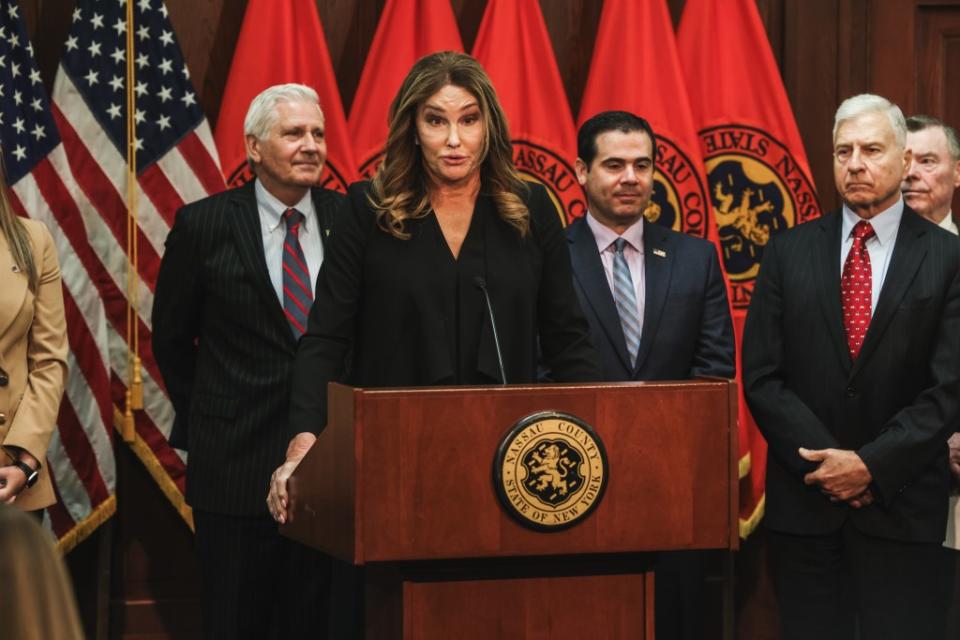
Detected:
[{"left": 0, "top": 218, "right": 67, "bottom": 511}]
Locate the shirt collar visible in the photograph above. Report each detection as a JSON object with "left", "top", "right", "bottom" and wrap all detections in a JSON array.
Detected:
[
  {"left": 938, "top": 212, "right": 958, "bottom": 236},
  {"left": 254, "top": 179, "right": 316, "bottom": 233},
  {"left": 585, "top": 211, "right": 645, "bottom": 254},
  {"left": 841, "top": 197, "right": 903, "bottom": 247}
]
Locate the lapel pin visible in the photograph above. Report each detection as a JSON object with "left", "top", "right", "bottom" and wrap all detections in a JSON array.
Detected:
[
  {"left": 653, "top": 249, "right": 666, "bottom": 258},
  {"left": 325, "top": 229, "right": 331, "bottom": 237}
]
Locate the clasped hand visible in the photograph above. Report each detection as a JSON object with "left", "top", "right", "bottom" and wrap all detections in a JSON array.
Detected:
[{"left": 799, "top": 447, "right": 874, "bottom": 509}]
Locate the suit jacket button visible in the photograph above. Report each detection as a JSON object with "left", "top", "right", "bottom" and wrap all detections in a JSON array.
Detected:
[
  {"left": 0, "top": 370, "right": 7, "bottom": 387},
  {"left": 0, "top": 412, "right": 6, "bottom": 425},
  {"left": 845, "top": 386, "right": 856, "bottom": 397}
]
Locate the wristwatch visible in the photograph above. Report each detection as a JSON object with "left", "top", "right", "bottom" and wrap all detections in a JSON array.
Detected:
[{"left": 12, "top": 459, "right": 39, "bottom": 488}]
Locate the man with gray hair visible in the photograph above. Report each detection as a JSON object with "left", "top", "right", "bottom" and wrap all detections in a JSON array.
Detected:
[
  {"left": 743, "top": 94, "right": 960, "bottom": 639},
  {"left": 153, "top": 83, "right": 345, "bottom": 639},
  {"left": 902, "top": 115, "right": 960, "bottom": 617},
  {"left": 903, "top": 114, "right": 960, "bottom": 233}
]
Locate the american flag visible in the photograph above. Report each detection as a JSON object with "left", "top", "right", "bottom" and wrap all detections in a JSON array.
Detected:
[
  {"left": 3, "top": 0, "right": 224, "bottom": 545},
  {"left": 0, "top": 0, "right": 116, "bottom": 546}
]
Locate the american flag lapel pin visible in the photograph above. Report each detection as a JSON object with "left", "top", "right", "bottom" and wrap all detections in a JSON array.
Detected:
[{"left": 653, "top": 248, "right": 666, "bottom": 258}]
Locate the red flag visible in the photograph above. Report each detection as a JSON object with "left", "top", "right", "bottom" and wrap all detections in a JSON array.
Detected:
[
  {"left": 348, "top": 0, "right": 463, "bottom": 178},
  {"left": 215, "top": 0, "right": 356, "bottom": 192},
  {"left": 579, "top": 0, "right": 714, "bottom": 244},
  {"left": 473, "top": 0, "right": 584, "bottom": 223},
  {"left": 678, "top": 0, "right": 823, "bottom": 537}
]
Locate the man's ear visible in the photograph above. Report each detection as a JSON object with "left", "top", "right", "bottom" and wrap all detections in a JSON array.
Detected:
[
  {"left": 575, "top": 157, "right": 589, "bottom": 186},
  {"left": 245, "top": 134, "right": 261, "bottom": 165}
]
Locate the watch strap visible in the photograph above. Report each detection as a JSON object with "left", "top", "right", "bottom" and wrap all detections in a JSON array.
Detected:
[{"left": 12, "top": 459, "right": 38, "bottom": 488}]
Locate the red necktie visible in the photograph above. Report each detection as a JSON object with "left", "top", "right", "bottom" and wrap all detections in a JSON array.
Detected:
[{"left": 841, "top": 220, "right": 876, "bottom": 360}]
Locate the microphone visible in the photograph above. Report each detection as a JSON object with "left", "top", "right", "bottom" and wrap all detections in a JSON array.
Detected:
[{"left": 473, "top": 276, "right": 507, "bottom": 385}]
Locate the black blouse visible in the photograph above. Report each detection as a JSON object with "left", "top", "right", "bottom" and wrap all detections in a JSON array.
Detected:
[{"left": 288, "top": 180, "right": 600, "bottom": 434}]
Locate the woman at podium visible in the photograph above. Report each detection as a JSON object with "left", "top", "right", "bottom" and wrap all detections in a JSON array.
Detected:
[{"left": 268, "top": 51, "right": 599, "bottom": 523}]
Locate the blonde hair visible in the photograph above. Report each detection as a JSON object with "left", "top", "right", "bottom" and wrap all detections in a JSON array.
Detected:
[
  {"left": 0, "top": 160, "right": 37, "bottom": 291},
  {"left": 369, "top": 51, "right": 529, "bottom": 239},
  {"left": 0, "top": 506, "right": 85, "bottom": 640}
]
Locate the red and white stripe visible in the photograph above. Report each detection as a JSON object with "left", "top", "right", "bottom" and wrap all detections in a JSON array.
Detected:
[{"left": 29, "top": 66, "right": 224, "bottom": 543}]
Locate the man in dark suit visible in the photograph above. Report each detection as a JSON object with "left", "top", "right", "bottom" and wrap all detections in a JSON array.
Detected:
[
  {"left": 567, "top": 111, "right": 734, "bottom": 640},
  {"left": 152, "top": 84, "right": 344, "bottom": 640},
  {"left": 743, "top": 94, "right": 960, "bottom": 640}
]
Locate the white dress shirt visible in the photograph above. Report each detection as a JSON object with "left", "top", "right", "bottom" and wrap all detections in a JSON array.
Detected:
[
  {"left": 586, "top": 212, "right": 645, "bottom": 340},
  {"left": 937, "top": 212, "right": 958, "bottom": 236},
  {"left": 840, "top": 198, "right": 904, "bottom": 310},
  {"left": 255, "top": 180, "right": 324, "bottom": 302}
]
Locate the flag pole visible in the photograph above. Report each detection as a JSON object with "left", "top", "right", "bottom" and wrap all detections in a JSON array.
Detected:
[{"left": 123, "top": 0, "right": 140, "bottom": 441}]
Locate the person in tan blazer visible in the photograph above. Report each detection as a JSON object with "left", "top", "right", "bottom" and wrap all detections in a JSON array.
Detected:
[{"left": 0, "top": 184, "right": 68, "bottom": 512}]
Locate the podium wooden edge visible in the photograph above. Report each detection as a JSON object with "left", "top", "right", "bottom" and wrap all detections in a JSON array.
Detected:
[{"left": 283, "top": 378, "right": 741, "bottom": 561}]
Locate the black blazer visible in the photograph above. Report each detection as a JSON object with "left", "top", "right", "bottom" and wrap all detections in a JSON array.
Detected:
[
  {"left": 743, "top": 207, "right": 960, "bottom": 542},
  {"left": 566, "top": 216, "right": 735, "bottom": 381},
  {"left": 288, "top": 181, "right": 600, "bottom": 434},
  {"left": 152, "top": 182, "right": 344, "bottom": 516}
]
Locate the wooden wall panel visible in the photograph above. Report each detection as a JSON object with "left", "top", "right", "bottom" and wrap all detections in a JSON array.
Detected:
[{"left": 917, "top": 3, "right": 960, "bottom": 217}]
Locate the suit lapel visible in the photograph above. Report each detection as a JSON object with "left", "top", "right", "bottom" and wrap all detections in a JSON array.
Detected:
[
  {"left": 813, "top": 212, "right": 851, "bottom": 370},
  {"left": 851, "top": 209, "right": 927, "bottom": 377},
  {"left": 634, "top": 221, "right": 672, "bottom": 374},
  {"left": 310, "top": 187, "right": 336, "bottom": 251},
  {"left": 229, "top": 183, "right": 296, "bottom": 346},
  {"left": 567, "top": 218, "right": 632, "bottom": 371},
  {"left": 0, "top": 235, "right": 28, "bottom": 340}
]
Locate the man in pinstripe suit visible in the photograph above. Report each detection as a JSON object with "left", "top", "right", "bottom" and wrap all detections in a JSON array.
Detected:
[
  {"left": 743, "top": 94, "right": 960, "bottom": 640},
  {"left": 153, "top": 84, "right": 344, "bottom": 640}
]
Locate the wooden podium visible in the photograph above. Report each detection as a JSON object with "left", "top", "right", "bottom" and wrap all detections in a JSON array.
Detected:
[{"left": 282, "top": 380, "right": 738, "bottom": 639}]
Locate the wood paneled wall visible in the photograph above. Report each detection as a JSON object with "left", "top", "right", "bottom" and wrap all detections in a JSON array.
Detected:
[{"left": 26, "top": 0, "right": 959, "bottom": 638}]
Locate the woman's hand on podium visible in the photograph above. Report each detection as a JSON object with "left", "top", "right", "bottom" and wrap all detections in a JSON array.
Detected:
[{"left": 267, "top": 431, "right": 317, "bottom": 524}]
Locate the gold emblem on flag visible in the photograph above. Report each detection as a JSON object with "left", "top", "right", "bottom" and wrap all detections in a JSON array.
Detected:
[
  {"left": 700, "top": 124, "right": 822, "bottom": 308},
  {"left": 643, "top": 134, "right": 709, "bottom": 240},
  {"left": 494, "top": 411, "right": 607, "bottom": 531},
  {"left": 513, "top": 140, "right": 585, "bottom": 225}
]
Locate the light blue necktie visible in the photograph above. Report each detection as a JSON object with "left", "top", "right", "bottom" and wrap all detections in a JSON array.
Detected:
[{"left": 612, "top": 238, "right": 641, "bottom": 368}]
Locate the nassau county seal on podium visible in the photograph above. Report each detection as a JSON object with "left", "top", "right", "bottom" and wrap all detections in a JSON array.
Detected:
[{"left": 494, "top": 411, "right": 607, "bottom": 532}]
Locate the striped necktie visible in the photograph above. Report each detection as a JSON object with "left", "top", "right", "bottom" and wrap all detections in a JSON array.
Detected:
[
  {"left": 282, "top": 208, "right": 313, "bottom": 339},
  {"left": 612, "top": 238, "right": 641, "bottom": 368}
]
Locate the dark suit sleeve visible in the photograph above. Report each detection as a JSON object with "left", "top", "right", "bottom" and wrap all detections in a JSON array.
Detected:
[
  {"left": 152, "top": 206, "right": 204, "bottom": 449},
  {"left": 530, "top": 187, "right": 601, "bottom": 382},
  {"left": 689, "top": 245, "right": 735, "bottom": 378},
  {"left": 858, "top": 267, "right": 960, "bottom": 502},
  {"left": 742, "top": 236, "right": 842, "bottom": 477},
  {"left": 288, "top": 187, "right": 368, "bottom": 434}
]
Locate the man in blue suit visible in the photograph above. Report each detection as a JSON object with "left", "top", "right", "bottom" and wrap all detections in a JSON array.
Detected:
[
  {"left": 567, "top": 111, "right": 735, "bottom": 639},
  {"left": 568, "top": 111, "right": 734, "bottom": 385}
]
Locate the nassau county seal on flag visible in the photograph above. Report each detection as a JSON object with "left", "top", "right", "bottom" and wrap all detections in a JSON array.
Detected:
[
  {"left": 700, "top": 124, "right": 820, "bottom": 309},
  {"left": 513, "top": 141, "right": 585, "bottom": 224},
  {"left": 644, "top": 134, "right": 710, "bottom": 239}
]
